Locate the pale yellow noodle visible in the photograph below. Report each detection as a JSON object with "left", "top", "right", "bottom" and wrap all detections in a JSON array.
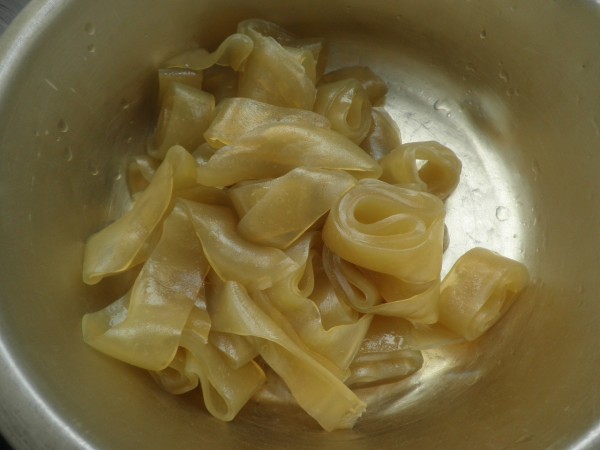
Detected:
[
  {"left": 208, "top": 279, "right": 366, "bottom": 431},
  {"left": 149, "top": 83, "right": 215, "bottom": 159},
  {"left": 380, "top": 141, "right": 462, "bottom": 200},
  {"left": 82, "top": 204, "right": 210, "bottom": 370},
  {"left": 313, "top": 79, "right": 372, "bottom": 144},
  {"left": 237, "top": 20, "right": 317, "bottom": 109},
  {"left": 157, "top": 68, "right": 203, "bottom": 106},
  {"left": 236, "top": 167, "right": 356, "bottom": 249},
  {"left": 82, "top": 146, "right": 197, "bottom": 284},
  {"left": 196, "top": 123, "right": 382, "bottom": 187},
  {"left": 81, "top": 19, "right": 532, "bottom": 432},
  {"left": 361, "top": 107, "right": 402, "bottom": 161},
  {"left": 321, "top": 65, "right": 388, "bottom": 103},
  {"left": 164, "top": 33, "right": 254, "bottom": 72},
  {"left": 438, "top": 247, "right": 529, "bottom": 341},
  {"left": 180, "top": 199, "right": 299, "bottom": 291},
  {"left": 204, "top": 97, "right": 330, "bottom": 149},
  {"left": 322, "top": 178, "right": 445, "bottom": 283}
]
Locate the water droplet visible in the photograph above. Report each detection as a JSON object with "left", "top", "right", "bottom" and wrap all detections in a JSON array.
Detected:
[
  {"left": 84, "top": 22, "right": 95, "bottom": 35},
  {"left": 120, "top": 98, "right": 131, "bottom": 110},
  {"left": 499, "top": 70, "right": 509, "bottom": 83},
  {"left": 495, "top": 206, "right": 509, "bottom": 221},
  {"left": 90, "top": 165, "right": 100, "bottom": 176},
  {"left": 433, "top": 99, "right": 451, "bottom": 112},
  {"left": 87, "top": 44, "right": 96, "bottom": 53},
  {"left": 125, "top": 136, "right": 133, "bottom": 144},
  {"left": 63, "top": 146, "right": 73, "bottom": 162},
  {"left": 55, "top": 136, "right": 61, "bottom": 142},
  {"left": 114, "top": 173, "right": 123, "bottom": 182},
  {"left": 479, "top": 28, "right": 487, "bottom": 39},
  {"left": 57, "top": 119, "right": 69, "bottom": 133}
]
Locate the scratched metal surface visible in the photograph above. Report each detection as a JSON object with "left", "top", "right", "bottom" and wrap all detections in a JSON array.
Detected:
[{"left": 0, "top": 1, "right": 599, "bottom": 449}]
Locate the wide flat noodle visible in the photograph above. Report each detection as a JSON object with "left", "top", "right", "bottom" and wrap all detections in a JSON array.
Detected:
[
  {"left": 127, "top": 154, "right": 159, "bottom": 194},
  {"left": 205, "top": 97, "right": 330, "bottom": 149},
  {"left": 438, "top": 247, "right": 529, "bottom": 340},
  {"left": 361, "top": 107, "right": 402, "bottom": 161},
  {"left": 208, "top": 280, "right": 366, "bottom": 431},
  {"left": 149, "top": 83, "right": 215, "bottom": 159},
  {"left": 322, "top": 247, "right": 440, "bottom": 324},
  {"left": 236, "top": 167, "right": 357, "bottom": 249},
  {"left": 157, "top": 68, "right": 203, "bottom": 106},
  {"left": 313, "top": 79, "right": 372, "bottom": 144},
  {"left": 323, "top": 178, "right": 445, "bottom": 283},
  {"left": 82, "top": 146, "right": 197, "bottom": 284},
  {"left": 237, "top": 20, "right": 317, "bottom": 109},
  {"left": 164, "top": 33, "right": 254, "bottom": 72},
  {"left": 196, "top": 123, "right": 382, "bottom": 187},
  {"left": 180, "top": 338, "right": 265, "bottom": 422},
  {"left": 82, "top": 204, "right": 210, "bottom": 370},
  {"left": 201, "top": 66, "right": 238, "bottom": 103},
  {"left": 321, "top": 65, "right": 388, "bottom": 103},
  {"left": 380, "top": 141, "right": 462, "bottom": 200},
  {"left": 181, "top": 200, "right": 299, "bottom": 290},
  {"left": 208, "top": 331, "right": 258, "bottom": 369},
  {"left": 267, "top": 233, "right": 373, "bottom": 372}
]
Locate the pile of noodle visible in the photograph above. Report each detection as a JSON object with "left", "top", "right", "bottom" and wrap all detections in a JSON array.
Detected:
[{"left": 81, "top": 19, "right": 529, "bottom": 431}]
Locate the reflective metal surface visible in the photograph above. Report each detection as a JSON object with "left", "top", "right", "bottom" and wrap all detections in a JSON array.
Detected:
[{"left": 0, "top": 0, "right": 599, "bottom": 449}]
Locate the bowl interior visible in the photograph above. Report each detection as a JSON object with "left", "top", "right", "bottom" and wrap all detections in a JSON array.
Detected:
[{"left": 1, "top": 0, "right": 600, "bottom": 448}]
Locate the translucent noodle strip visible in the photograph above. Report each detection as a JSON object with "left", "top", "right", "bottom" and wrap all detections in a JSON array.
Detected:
[
  {"left": 151, "top": 348, "right": 198, "bottom": 394},
  {"left": 208, "top": 331, "right": 258, "bottom": 370},
  {"left": 149, "top": 83, "right": 215, "bottom": 159},
  {"left": 322, "top": 178, "right": 445, "bottom": 283},
  {"left": 228, "top": 179, "right": 271, "bottom": 217},
  {"left": 237, "top": 20, "right": 317, "bottom": 109},
  {"left": 238, "top": 19, "right": 327, "bottom": 83},
  {"left": 208, "top": 280, "right": 366, "bottom": 431},
  {"left": 127, "top": 154, "right": 159, "bottom": 194},
  {"left": 201, "top": 66, "right": 238, "bottom": 103},
  {"left": 205, "top": 97, "right": 330, "bottom": 149},
  {"left": 164, "top": 33, "right": 254, "bottom": 72},
  {"left": 438, "top": 247, "right": 530, "bottom": 341},
  {"left": 313, "top": 79, "right": 372, "bottom": 144},
  {"left": 180, "top": 340, "right": 265, "bottom": 422},
  {"left": 365, "top": 272, "right": 440, "bottom": 324},
  {"left": 82, "top": 204, "right": 209, "bottom": 370},
  {"left": 158, "top": 68, "right": 203, "bottom": 106},
  {"left": 267, "top": 233, "right": 373, "bottom": 372},
  {"left": 237, "top": 167, "right": 357, "bottom": 249},
  {"left": 181, "top": 200, "right": 299, "bottom": 291},
  {"left": 322, "top": 245, "right": 382, "bottom": 311},
  {"left": 196, "top": 123, "right": 382, "bottom": 187},
  {"left": 82, "top": 146, "right": 197, "bottom": 284},
  {"left": 361, "top": 107, "right": 402, "bottom": 161},
  {"left": 380, "top": 141, "right": 462, "bottom": 200},
  {"left": 321, "top": 66, "right": 388, "bottom": 103}
]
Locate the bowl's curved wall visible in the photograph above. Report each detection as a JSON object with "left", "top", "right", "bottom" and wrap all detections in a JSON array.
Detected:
[{"left": 0, "top": 1, "right": 599, "bottom": 449}]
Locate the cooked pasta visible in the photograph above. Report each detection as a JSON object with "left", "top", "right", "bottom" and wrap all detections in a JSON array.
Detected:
[{"left": 81, "top": 19, "right": 530, "bottom": 431}]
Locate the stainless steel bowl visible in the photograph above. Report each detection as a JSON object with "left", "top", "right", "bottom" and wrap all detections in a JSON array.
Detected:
[{"left": 1, "top": 0, "right": 599, "bottom": 448}]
